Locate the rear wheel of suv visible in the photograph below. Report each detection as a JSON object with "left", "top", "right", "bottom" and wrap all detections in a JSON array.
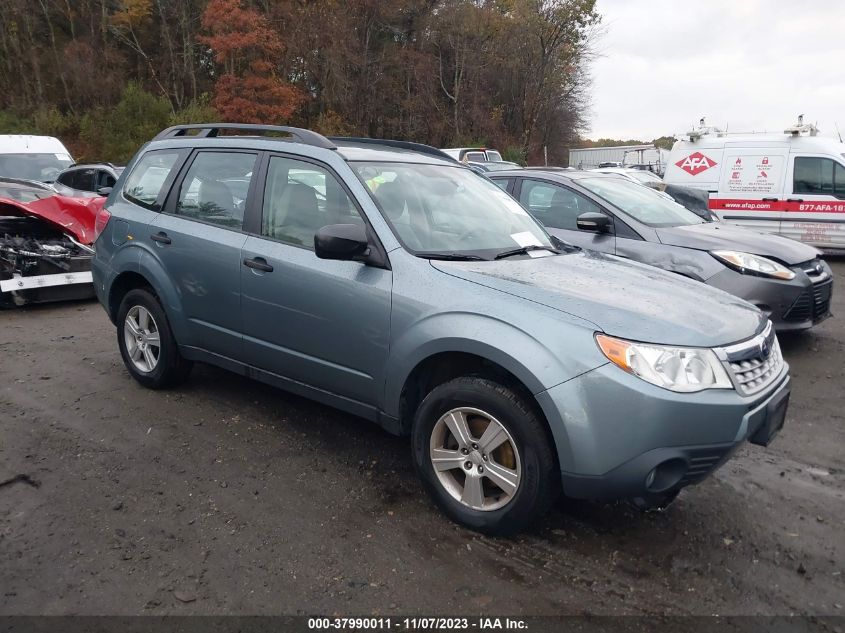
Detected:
[
  {"left": 116, "top": 288, "right": 192, "bottom": 389},
  {"left": 412, "top": 377, "right": 558, "bottom": 535}
]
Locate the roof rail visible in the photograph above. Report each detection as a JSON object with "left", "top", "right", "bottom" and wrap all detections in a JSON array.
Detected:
[
  {"left": 153, "top": 123, "right": 337, "bottom": 149},
  {"left": 329, "top": 137, "right": 459, "bottom": 162}
]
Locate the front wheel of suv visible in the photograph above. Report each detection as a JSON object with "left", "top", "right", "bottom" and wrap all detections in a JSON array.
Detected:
[
  {"left": 116, "top": 288, "right": 192, "bottom": 389},
  {"left": 412, "top": 377, "right": 559, "bottom": 535}
]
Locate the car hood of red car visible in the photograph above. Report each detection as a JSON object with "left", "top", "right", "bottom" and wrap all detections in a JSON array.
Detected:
[{"left": 0, "top": 192, "right": 104, "bottom": 245}]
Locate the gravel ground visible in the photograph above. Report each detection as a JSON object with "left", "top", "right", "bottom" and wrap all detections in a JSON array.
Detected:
[{"left": 1, "top": 259, "right": 843, "bottom": 616}]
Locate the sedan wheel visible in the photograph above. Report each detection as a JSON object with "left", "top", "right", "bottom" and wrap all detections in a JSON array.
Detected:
[
  {"left": 123, "top": 305, "right": 161, "bottom": 373},
  {"left": 429, "top": 406, "right": 522, "bottom": 511}
]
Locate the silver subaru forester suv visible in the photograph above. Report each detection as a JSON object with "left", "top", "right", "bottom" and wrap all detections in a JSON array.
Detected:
[{"left": 91, "top": 124, "right": 790, "bottom": 534}]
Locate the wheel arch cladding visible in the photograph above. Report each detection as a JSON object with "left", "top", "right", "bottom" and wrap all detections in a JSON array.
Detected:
[
  {"left": 115, "top": 249, "right": 189, "bottom": 343},
  {"left": 391, "top": 349, "right": 565, "bottom": 471},
  {"left": 108, "top": 271, "right": 154, "bottom": 321}
]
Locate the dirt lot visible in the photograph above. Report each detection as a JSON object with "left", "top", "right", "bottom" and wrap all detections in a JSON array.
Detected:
[{"left": 1, "top": 261, "right": 843, "bottom": 617}]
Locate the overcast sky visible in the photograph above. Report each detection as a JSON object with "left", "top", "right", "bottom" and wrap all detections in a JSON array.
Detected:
[{"left": 587, "top": 0, "right": 845, "bottom": 141}]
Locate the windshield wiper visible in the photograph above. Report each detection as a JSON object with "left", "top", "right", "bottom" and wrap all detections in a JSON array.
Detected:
[
  {"left": 417, "top": 252, "right": 486, "bottom": 261},
  {"left": 493, "top": 245, "right": 557, "bottom": 260}
]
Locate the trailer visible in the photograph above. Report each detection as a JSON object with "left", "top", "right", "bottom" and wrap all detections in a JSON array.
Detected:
[{"left": 568, "top": 144, "right": 669, "bottom": 175}]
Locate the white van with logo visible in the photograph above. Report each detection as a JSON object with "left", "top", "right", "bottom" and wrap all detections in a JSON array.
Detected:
[{"left": 664, "top": 119, "right": 845, "bottom": 250}]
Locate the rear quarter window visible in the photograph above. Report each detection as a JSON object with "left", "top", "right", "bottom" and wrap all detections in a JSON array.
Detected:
[{"left": 123, "top": 150, "right": 185, "bottom": 210}]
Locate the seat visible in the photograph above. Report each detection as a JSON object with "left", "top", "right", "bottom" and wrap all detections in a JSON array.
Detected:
[
  {"left": 372, "top": 180, "right": 427, "bottom": 249},
  {"left": 272, "top": 183, "right": 322, "bottom": 245},
  {"left": 372, "top": 180, "right": 408, "bottom": 222},
  {"left": 547, "top": 189, "right": 579, "bottom": 229},
  {"left": 198, "top": 179, "right": 235, "bottom": 214}
]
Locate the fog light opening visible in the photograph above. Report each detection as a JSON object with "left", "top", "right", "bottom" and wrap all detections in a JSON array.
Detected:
[{"left": 646, "top": 458, "right": 686, "bottom": 493}]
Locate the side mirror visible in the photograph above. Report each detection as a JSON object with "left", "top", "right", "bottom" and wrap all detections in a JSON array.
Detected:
[
  {"left": 315, "top": 224, "right": 370, "bottom": 261},
  {"left": 97, "top": 187, "right": 113, "bottom": 196},
  {"left": 576, "top": 212, "right": 612, "bottom": 234}
]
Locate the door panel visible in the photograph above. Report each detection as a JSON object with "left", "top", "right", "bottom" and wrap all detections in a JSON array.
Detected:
[
  {"left": 240, "top": 154, "right": 392, "bottom": 405},
  {"left": 150, "top": 150, "right": 258, "bottom": 359},
  {"left": 781, "top": 155, "right": 845, "bottom": 248}
]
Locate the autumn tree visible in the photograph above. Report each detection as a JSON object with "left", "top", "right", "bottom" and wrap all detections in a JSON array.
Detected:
[{"left": 199, "top": 0, "right": 304, "bottom": 124}]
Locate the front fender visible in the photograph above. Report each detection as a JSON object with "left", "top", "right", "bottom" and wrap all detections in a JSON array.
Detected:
[
  {"left": 382, "top": 311, "right": 604, "bottom": 417},
  {"left": 615, "top": 242, "right": 723, "bottom": 282}
]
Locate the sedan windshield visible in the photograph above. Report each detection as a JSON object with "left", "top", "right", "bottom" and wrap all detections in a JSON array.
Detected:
[
  {"left": 353, "top": 162, "right": 554, "bottom": 258},
  {"left": 579, "top": 177, "right": 704, "bottom": 227},
  {"left": 628, "top": 170, "right": 662, "bottom": 184}
]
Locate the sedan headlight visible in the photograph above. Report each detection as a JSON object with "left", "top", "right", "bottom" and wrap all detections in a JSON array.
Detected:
[
  {"left": 596, "top": 334, "right": 732, "bottom": 393},
  {"left": 711, "top": 250, "right": 795, "bottom": 280}
]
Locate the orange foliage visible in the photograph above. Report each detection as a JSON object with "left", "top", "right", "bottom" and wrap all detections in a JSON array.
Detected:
[
  {"left": 199, "top": 0, "right": 304, "bottom": 123},
  {"left": 212, "top": 74, "right": 304, "bottom": 124}
]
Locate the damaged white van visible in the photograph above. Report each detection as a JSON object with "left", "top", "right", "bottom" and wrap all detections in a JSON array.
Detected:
[{"left": 664, "top": 117, "right": 845, "bottom": 250}]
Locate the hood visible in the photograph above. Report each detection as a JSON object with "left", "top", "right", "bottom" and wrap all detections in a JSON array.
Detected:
[
  {"left": 656, "top": 222, "right": 819, "bottom": 265},
  {"left": 0, "top": 193, "right": 103, "bottom": 244},
  {"left": 431, "top": 250, "right": 765, "bottom": 348}
]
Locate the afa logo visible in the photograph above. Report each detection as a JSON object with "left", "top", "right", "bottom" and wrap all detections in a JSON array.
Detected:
[{"left": 676, "top": 151, "right": 717, "bottom": 176}]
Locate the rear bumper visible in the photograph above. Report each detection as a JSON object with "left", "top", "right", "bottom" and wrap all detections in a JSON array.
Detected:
[{"left": 537, "top": 364, "right": 790, "bottom": 502}]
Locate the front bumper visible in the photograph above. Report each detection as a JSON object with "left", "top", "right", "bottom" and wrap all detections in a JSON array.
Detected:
[
  {"left": 705, "top": 259, "right": 833, "bottom": 331},
  {"left": 536, "top": 362, "right": 790, "bottom": 502}
]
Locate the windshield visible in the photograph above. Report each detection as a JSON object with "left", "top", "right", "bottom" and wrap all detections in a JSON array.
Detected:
[
  {"left": 0, "top": 153, "right": 73, "bottom": 182},
  {"left": 628, "top": 170, "right": 662, "bottom": 184},
  {"left": 353, "top": 162, "right": 554, "bottom": 258},
  {"left": 579, "top": 177, "right": 704, "bottom": 227},
  {"left": 483, "top": 161, "right": 520, "bottom": 172},
  {"left": 485, "top": 150, "right": 503, "bottom": 162}
]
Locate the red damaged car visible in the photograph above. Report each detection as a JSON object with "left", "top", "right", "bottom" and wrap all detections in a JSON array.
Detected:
[{"left": 0, "top": 178, "right": 104, "bottom": 307}]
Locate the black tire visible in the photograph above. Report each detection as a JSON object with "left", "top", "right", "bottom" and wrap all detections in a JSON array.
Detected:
[
  {"left": 116, "top": 288, "right": 192, "bottom": 389},
  {"left": 412, "top": 377, "right": 559, "bottom": 536}
]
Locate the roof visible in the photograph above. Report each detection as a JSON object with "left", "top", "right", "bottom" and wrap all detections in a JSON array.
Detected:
[
  {"left": 0, "top": 135, "right": 72, "bottom": 156},
  {"left": 673, "top": 133, "right": 845, "bottom": 153},
  {"left": 569, "top": 144, "right": 655, "bottom": 154},
  {"left": 147, "top": 124, "right": 462, "bottom": 167},
  {"left": 486, "top": 169, "right": 618, "bottom": 182}
]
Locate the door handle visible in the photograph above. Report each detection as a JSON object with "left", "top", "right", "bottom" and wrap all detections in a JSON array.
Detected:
[
  {"left": 243, "top": 257, "right": 273, "bottom": 273},
  {"left": 762, "top": 197, "right": 778, "bottom": 202},
  {"left": 786, "top": 198, "right": 804, "bottom": 203},
  {"left": 150, "top": 232, "right": 171, "bottom": 245}
]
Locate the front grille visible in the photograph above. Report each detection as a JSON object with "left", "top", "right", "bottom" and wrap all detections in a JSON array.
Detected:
[
  {"left": 783, "top": 279, "right": 832, "bottom": 322},
  {"left": 813, "top": 279, "right": 833, "bottom": 319},
  {"left": 718, "top": 322, "right": 784, "bottom": 396},
  {"left": 784, "top": 259, "right": 833, "bottom": 323}
]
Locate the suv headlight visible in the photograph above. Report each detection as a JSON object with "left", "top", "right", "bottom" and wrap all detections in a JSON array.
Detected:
[
  {"left": 711, "top": 250, "right": 795, "bottom": 280},
  {"left": 596, "top": 334, "right": 732, "bottom": 393}
]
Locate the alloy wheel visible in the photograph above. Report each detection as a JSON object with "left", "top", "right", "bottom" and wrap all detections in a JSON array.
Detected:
[
  {"left": 123, "top": 305, "right": 161, "bottom": 373},
  {"left": 429, "top": 407, "right": 522, "bottom": 511}
]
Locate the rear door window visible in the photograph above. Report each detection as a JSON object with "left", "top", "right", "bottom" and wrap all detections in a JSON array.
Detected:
[
  {"left": 175, "top": 151, "right": 257, "bottom": 229},
  {"left": 124, "top": 150, "right": 185, "bottom": 210},
  {"left": 56, "top": 169, "right": 78, "bottom": 188},
  {"left": 491, "top": 178, "right": 511, "bottom": 192},
  {"left": 75, "top": 169, "right": 96, "bottom": 192},
  {"left": 97, "top": 170, "right": 116, "bottom": 189}
]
